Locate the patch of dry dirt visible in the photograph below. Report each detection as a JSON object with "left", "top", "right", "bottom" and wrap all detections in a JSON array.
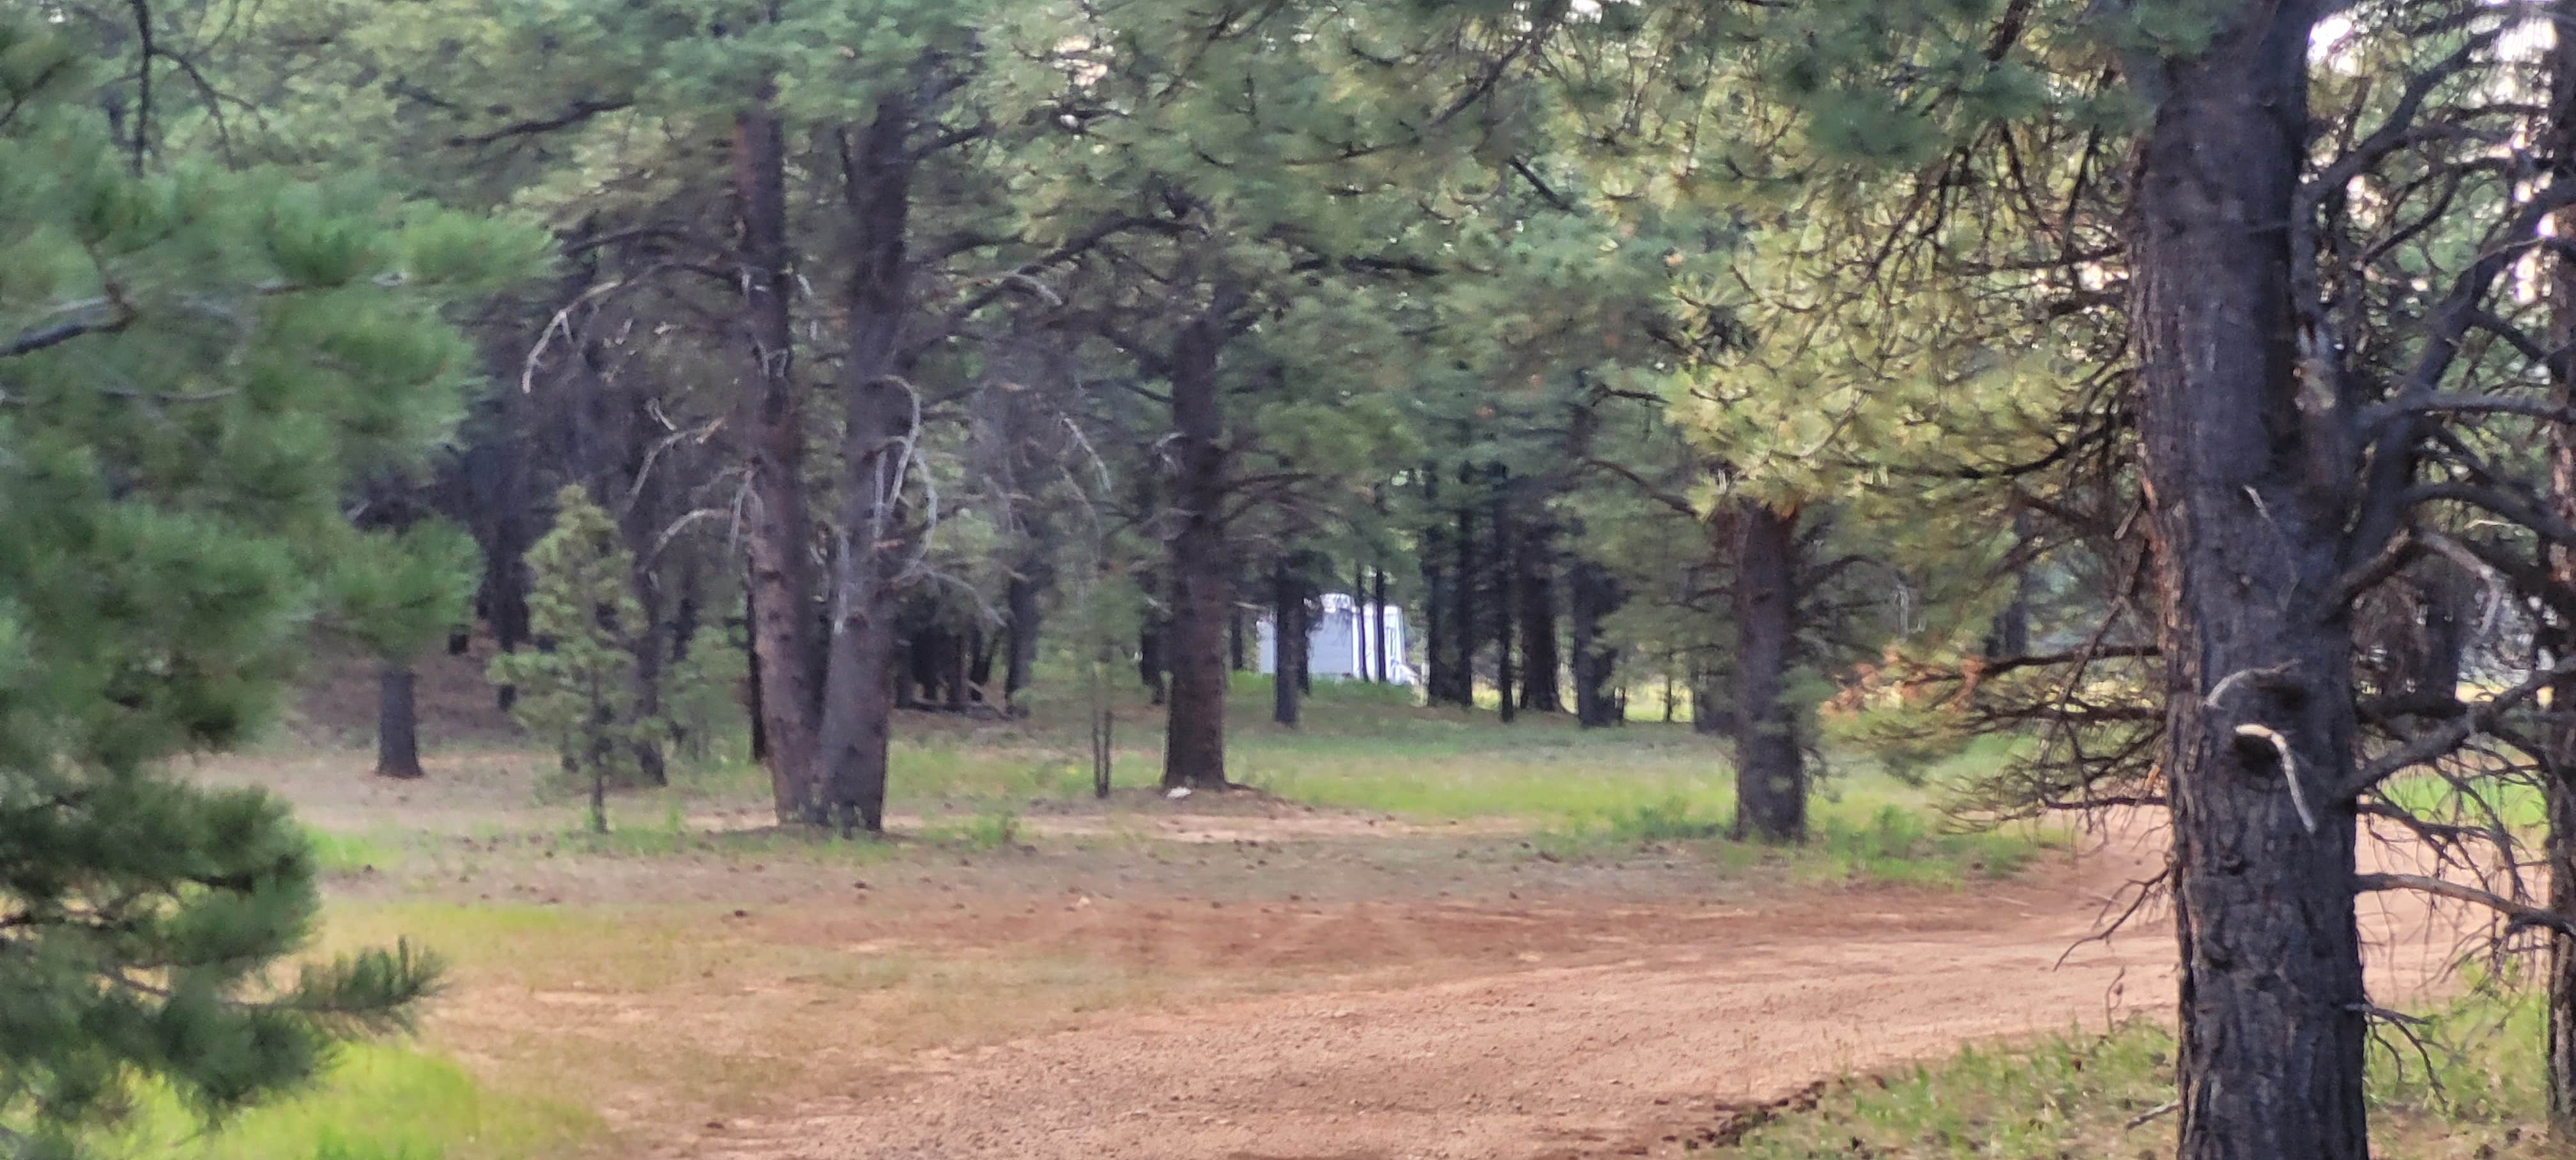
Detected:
[
  {"left": 660, "top": 852, "right": 2163, "bottom": 1160},
  {"left": 629, "top": 817, "right": 2474, "bottom": 1160}
]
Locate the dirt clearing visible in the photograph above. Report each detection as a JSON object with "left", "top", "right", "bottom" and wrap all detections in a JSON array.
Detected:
[{"left": 229, "top": 738, "right": 2472, "bottom": 1160}]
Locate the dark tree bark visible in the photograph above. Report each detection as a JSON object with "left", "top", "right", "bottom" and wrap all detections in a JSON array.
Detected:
[
  {"left": 1492, "top": 474, "right": 1517, "bottom": 724},
  {"left": 1451, "top": 462, "right": 1477, "bottom": 707},
  {"left": 815, "top": 98, "right": 923, "bottom": 835},
  {"left": 1568, "top": 558, "right": 1621, "bottom": 728},
  {"left": 374, "top": 662, "right": 424, "bottom": 779},
  {"left": 1372, "top": 567, "right": 1391, "bottom": 687},
  {"left": 1517, "top": 524, "right": 1561, "bottom": 712},
  {"left": 1353, "top": 562, "right": 1370, "bottom": 682},
  {"left": 1138, "top": 620, "right": 1168, "bottom": 705},
  {"left": 946, "top": 629, "right": 972, "bottom": 712},
  {"left": 1273, "top": 558, "right": 1301, "bottom": 728},
  {"left": 1160, "top": 293, "right": 1243, "bottom": 790},
  {"left": 2133, "top": 5, "right": 2368, "bottom": 1156},
  {"left": 967, "top": 625, "right": 993, "bottom": 696},
  {"left": 732, "top": 104, "right": 825, "bottom": 823},
  {"left": 1229, "top": 601, "right": 1247, "bottom": 672},
  {"left": 1006, "top": 572, "right": 1040, "bottom": 717},
  {"left": 1294, "top": 571, "right": 1313, "bottom": 695},
  {"left": 1731, "top": 501, "right": 1803, "bottom": 843},
  {"left": 744, "top": 581, "right": 768, "bottom": 763}
]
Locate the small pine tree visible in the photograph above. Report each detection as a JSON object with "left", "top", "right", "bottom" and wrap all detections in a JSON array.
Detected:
[
  {"left": 0, "top": 12, "right": 547, "bottom": 1154},
  {"left": 326, "top": 520, "right": 481, "bottom": 779},
  {"left": 662, "top": 627, "right": 750, "bottom": 766},
  {"left": 491, "top": 487, "right": 661, "bottom": 833}
]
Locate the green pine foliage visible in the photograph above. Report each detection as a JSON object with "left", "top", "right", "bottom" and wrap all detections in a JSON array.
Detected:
[
  {"left": 0, "top": 14, "right": 547, "bottom": 1159},
  {"left": 491, "top": 487, "right": 661, "bottom": 832},
  {"left": 325, "top": 521, "right": 482, "bottom": 662},
  {"left": 661, "top": 628, "right": 749, "bottom": 766}
]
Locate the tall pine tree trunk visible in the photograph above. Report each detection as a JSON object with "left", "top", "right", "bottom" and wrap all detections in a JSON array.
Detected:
[
  {"left": 732, "top": 105, "right": 825, "bottom": 823},
  {"left": 946, "top": 629, "right": 971, "bottom": 712},
  {"left": 1372, "top": 567, "right": 1391, "bottom": 687},
  {"left": 1731, "top": 501, "right": 1803, "bottom": 843},
  {"left": 744, "top": 583, "right": 768, "bottom": 763},
  {"left": 1452, "top": 462, "right": 1477, "bottom": 707},
  {"left": 815, "top": 98, "right": 921, "bottom": 835},
  {"left": 1006, "top": 572, "right": 1040, "bottom": 718},
  {"left": 1273, "top": 559, "right": 1301, "bottom": 728},
  {"left": 1492, "top": 475, "right": 1517, "bottom": 724},
  {"left": 1569, "top": 559, "right": 1620, "bottom": 728},
  {"left": 2543, "top": 0, "right": 2576, "bottom": 1128},
  {"left": 1138, "top": 619, "right": 1168, "bottom": 705},
  {"left": 1353, "top": 562, "right": 1370, "bottom": 682},
  {"left": 374, "top": 662, "right": 424, "bottom": 779},
  {"left": 1518, "top": 526, "right": 1561, "bottom": 712},
  {"left": 1160, "top": 294, "right": 1241, "bottom": 790},
  {"left": 2133, "top": 5, "right": 2368, "bottom": 1154}
]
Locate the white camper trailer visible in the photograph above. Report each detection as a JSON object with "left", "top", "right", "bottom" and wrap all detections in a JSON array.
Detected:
[{"left": 1254, "top": 593, "right": 1416, "bottom": 685}]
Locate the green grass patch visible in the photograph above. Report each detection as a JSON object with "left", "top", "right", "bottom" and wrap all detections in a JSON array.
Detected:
[
  {"left": 2376, "top": 772, "right": 2548, "bottom": 832},
  {"left": 302, "top": 827, "right": 403, "bottom": 876},
  {"left": 98, "top": 1042, "right": 598, "bottom": 1160},
  {"left": 915, "top": 805, "right": 1025, "bottom": 851},
  {"left": 1719, "top": 984, "right": 2561, "bottom": 1158},
  {"left": 1537, "top": 798, "right": 2051, "bottom": 888}
]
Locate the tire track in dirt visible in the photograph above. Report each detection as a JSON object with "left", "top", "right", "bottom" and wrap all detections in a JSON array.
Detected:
[{"left": 680, "top": 838, "right": 2184, "bottom": 1160}]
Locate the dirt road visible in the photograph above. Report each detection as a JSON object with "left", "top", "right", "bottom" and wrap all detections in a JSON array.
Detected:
[{"left": 670, "top": 827, "right": 2211, "bottom": 1160}]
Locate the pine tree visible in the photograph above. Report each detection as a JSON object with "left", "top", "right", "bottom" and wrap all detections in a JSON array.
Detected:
[
  {"left": 491, "top": 487, "right": 659, "bottom": 834},
  {"left": 327, "top": 521, "right": 480, "bottom": 779},
  {"left": 0, "top": 11, "right": 544, "bottom": 1155}
]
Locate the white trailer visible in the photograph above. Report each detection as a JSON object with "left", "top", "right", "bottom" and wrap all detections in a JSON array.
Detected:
[{"left": 1253, "top": 593, "right": 1416, "bottom": 685}]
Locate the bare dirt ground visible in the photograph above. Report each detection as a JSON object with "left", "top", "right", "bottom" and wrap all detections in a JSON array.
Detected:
[
  {"left": 659, "top": 818, "right": 2476, "bottom": 1160},
  {"left": 682, "top": 864, "right": 2163, "bottom": 1160},
  {"left": 213, "top": 729, "right": 2476, "bottom": 1160}
]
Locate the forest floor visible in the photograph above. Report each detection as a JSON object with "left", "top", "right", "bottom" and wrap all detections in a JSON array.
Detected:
[{"left": 162, "top": 666, "right": 2488, "bottom": 1160}]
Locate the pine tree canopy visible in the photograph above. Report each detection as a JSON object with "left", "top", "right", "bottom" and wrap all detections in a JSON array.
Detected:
[{"left": 0, "top": 15, "right": 546, "bottom": 1157}]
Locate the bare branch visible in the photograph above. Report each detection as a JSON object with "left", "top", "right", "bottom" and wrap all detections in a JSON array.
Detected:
[{"left": 2355, "top": 873, "right": 2576, "bottom": 936}]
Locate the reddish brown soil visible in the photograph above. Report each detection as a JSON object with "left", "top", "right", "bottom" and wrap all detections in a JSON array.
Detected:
[{"left": 641, "top": 832, "right": 2145, "bottom": 1160}]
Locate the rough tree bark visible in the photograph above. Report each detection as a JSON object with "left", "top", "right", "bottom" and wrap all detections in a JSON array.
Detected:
[
  {"left": 815, "top": 98, "right": 922, "bottom": 835},
  {"left": 2133, "top": 4, "right": 2369, "bottom": 1156},
  {"left": 1731, "top": 500, "right": 1803, "bottom": 843},
  {"left": 1159, "top": 291, "right": 1245, "bottom": 790},
  {"left": 374, "top": 662, "right": 424, "bottom": 779},
  {"left": 732, "top": 103, "right": 824, "bottom": 823}
]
